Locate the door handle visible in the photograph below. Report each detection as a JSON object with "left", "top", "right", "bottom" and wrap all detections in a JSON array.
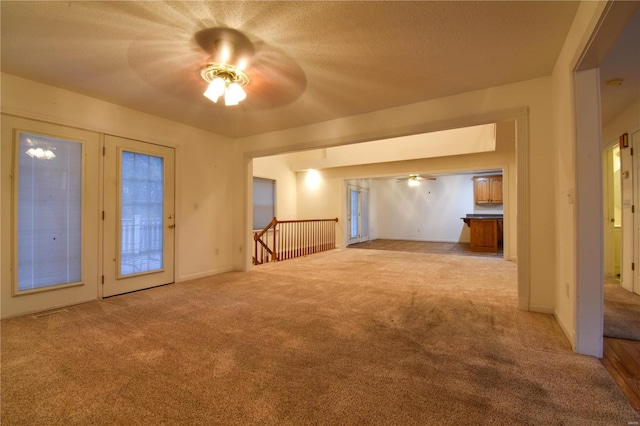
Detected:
[{"left": 168, "top": 224, "right": 175, "bottom": 229}]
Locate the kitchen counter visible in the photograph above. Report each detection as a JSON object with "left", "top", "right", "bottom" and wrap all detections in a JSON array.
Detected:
[
  {"left": 461, "top": 214, "right": 503, "bottom": 225},
  {"left": 461, "top": 215, "right": 503, "bottom": 253}
]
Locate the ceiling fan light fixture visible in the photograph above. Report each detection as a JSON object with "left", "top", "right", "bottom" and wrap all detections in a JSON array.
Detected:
[
  {"left": 200, "top": 57, "right": 250, "bottom": 106},
  {"left": 203, "top": 77, "right": 226, "bottom": 103},
  {"left": 195, "top": 28, "right": 255, "bottom": 107},
  {"left": 408, "top": 175, "right": 421, "bottom": 187},
  {"left": 225, "top": 82, "right": 246, "bottom": 106}
]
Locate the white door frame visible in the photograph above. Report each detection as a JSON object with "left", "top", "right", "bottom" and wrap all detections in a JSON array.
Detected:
[
  {"left": 603, "top": 143, "right": 623, "bottom": 280},
  {"left": 620, "top": 134, "right": 634, "bottom": 291},
  {"left": 632, "top": 131, "right": 640, "bottom": 294},
  {"left": 103, "top": 135, "right": 176, "bottom": 297},
  {"left": 346, "top": 184, "right": 369, "bottom": 245}
]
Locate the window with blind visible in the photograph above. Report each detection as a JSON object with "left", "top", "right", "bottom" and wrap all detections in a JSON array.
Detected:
[
  {"left": 15, "top": 133, "right": 83, "bottom": 293},
  {"left": 253, "top": 177, "right": 275, "bottom": 230}
]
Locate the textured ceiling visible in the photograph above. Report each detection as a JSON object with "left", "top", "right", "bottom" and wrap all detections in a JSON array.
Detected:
[{"left": 1, "top": 1, "right": 585, "bottom": 138}]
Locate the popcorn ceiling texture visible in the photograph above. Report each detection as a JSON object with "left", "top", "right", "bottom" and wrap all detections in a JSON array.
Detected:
[
  {"left": 2, "top": 248, "right": 636, "bottom": 424},
  {"left": 0, "top": 1, "right": 580, "bottom": 138}
]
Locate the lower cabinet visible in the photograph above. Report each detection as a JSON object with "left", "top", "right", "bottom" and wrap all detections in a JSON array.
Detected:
[{"left": 469, "top": 219, "right": 499, "bottom": 252}]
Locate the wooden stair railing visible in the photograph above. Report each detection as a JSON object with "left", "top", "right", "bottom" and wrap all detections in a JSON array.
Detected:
[{"left": 253, "top": 217, "right": 339, "bottom": 265}]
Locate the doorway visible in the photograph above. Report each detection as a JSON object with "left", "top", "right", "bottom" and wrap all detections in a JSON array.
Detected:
[
  {"left": 604, "top": 144, "right": 622, "bottom": 280},
  {"left": 103, "top": 135, "right": 176, "bottom": 297},
  {"left": 347, "top": 184, "right": 370, "bottom": 245},
  {"left": 603, "top": 131, "right": 640, "bottom": 342}
]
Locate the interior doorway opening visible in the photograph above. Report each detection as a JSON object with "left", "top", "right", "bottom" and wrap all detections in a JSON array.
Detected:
[
  {"left": 249, "top": 114, "right": 526, "bottom": 310},
  {"left": 604, "top": 144, "right": 622, "bottom": 281}
]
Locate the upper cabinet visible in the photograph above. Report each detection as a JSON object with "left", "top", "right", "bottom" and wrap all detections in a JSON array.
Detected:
[{"left": 473, "top": 175, "right": 502, "bottom": 204}]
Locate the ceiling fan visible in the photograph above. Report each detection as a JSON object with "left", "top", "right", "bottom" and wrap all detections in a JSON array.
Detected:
[
  {"left": 396, "top": 174, "right": 437, "bottom": 187},
  {"left": 192, "top": 27, "right": 307, "bottom": 109}
]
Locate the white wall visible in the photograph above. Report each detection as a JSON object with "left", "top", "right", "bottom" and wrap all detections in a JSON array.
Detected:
[
  {"left": 375, "top": 175, "right": 475, "bottom": 243},
  {"left": 290, "top": 124, "right": 496, "bottom": 171},
  {"left": 296, "top": 170, "right": 345, "bottom": 246},
  {"left": 1, "top": 74, "right": 235, "bottom": 317}
]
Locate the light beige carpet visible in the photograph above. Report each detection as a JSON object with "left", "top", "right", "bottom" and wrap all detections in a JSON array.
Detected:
[
  {"left": 604, "top": 278, "right": 640, "bottom": 341},
  {"left": 1, "top": 248, "right": 637, "bottom": 425}
]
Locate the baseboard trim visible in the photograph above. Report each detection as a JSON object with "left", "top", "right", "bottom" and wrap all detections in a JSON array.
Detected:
[
  {"left": 1, "top": 299, "right": 97, "bottom": 320},
  {"left": 375, "top": 237, "right": 469, "bottom": 243},
  {"left": 554, "top": 310, "right": 576, "bottom": 351},
  {"left": 529, "top": 305, "right": 555, "bottom": 315},
  {"left": 177, "top": 267, "right": 234, "bottom": 282}
]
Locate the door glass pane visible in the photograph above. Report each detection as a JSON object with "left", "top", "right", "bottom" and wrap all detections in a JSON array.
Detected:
[
  {"left": 120, "top": 151, "right": 164, "bottom": 276},
  {"left": 17, "top": 133, "right": 82, "bottom": 291},
  {"left": 350, "top": 189, "right": 359, "bottom": 238}
]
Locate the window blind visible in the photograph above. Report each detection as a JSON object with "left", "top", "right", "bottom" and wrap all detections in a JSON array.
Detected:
[
  {"left": 17, "top": 134, "right": 82, "bottom": 291},
  {"left": 253, "top": 177, "right": 275, "bottom": 230}
]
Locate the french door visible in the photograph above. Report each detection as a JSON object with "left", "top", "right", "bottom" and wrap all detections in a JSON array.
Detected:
[
  {"left": 103, "top": 135, "right": 175, "bottom": 297},
  {"left": 347, "top": 185, "right": 369, "bottom": 245}
]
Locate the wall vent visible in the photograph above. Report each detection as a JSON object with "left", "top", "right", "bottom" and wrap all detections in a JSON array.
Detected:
[{"left": 32, "top": 308, "right": 69, "bottom": 319}]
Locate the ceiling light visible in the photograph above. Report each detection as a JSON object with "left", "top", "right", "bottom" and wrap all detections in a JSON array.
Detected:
[
  {"left": 606, "top": 78, "right": 624, "bottom": 87},
  {"left": 201, "top": 56, "right": 250, "bottom": 106},
  {"left": 195, "top": 28, "right": 255, "bottom": 107},
  {"left": 408, "top": 175, "right": 420, "bottom": 187}
]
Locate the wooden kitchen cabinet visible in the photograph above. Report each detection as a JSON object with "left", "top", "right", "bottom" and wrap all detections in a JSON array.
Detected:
[
  {"left": 473, "top": 175, "right": 502, "bottom": 204},
  {"left": 469, "top": 219, "right": 498, "bottom": 252},
  {"left": 462, "top": 215, "right": 503, "bottom": 253}
]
